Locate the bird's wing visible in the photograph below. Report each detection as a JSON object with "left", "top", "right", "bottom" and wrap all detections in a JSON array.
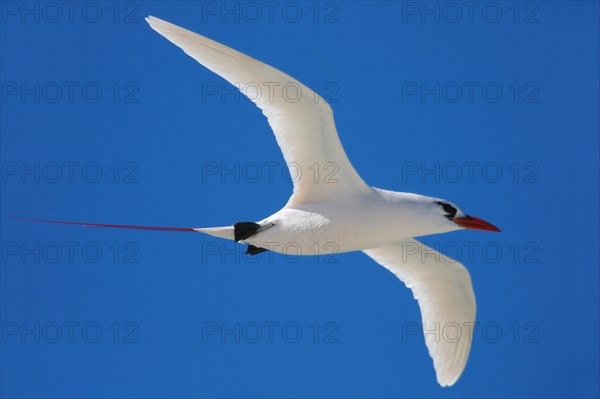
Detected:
[
  {"left": 146, "top": 16, "right": 370, "bottom": 206},
  {"left": 362, "top": 239, "right": 476, "bottom": 387}
]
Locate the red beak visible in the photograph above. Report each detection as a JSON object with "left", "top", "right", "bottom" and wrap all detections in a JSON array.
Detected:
[{"left": 453, "top": 215, "right": 501, "bottom": 232}]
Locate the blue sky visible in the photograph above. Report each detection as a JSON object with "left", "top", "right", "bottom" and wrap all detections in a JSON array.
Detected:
[{"left": 1, "top": 1, "right": 599, "bottom": 398}]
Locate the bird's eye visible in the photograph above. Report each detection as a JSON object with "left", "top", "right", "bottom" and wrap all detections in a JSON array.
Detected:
[{"left": 436, "top": 201, "right": 457, "bottom": 220}]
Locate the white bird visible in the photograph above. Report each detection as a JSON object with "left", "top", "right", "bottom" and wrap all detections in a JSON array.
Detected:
[{"left": 27, "top": 17, "right": 500, "bottom": 387}]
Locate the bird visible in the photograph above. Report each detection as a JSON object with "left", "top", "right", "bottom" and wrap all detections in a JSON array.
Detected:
[{"left": 25, "top": 16, "right": 500, "bottom": 387}]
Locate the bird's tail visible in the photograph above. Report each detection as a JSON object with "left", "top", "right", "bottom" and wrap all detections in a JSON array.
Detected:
[
  {"left": 194, "top": 226, "right": 235, "bottom": 240},
  {"left": 17, "top": 218, "right": 235, "bottom": 240}
]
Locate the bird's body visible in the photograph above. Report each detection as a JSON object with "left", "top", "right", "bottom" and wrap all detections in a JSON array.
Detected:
[
  {"left": 27, "top": 16, "right": 501, "bottom": 387},
  {"left": 203, "top": 189, "right": 463, "bottom": 254},
  {"left": 257, "top": 190, "right": 396, "bottom": 254}
]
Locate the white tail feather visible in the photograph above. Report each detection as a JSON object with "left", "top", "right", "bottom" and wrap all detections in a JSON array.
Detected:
[{"left": 194, "top": 226, "right": 235, "bottom": 240}]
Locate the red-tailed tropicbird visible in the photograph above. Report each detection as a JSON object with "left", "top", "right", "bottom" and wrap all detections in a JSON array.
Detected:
[{"left": 25, "top": 16, "right": 501, "bottom": 387}]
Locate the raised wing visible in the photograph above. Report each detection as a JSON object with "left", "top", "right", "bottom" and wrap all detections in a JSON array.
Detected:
[
  {"left": 363, "top": 239, "right": 476, "bottom": 387},
  {"left": 146, "top": 16, "right": 370, "bottom": 206}
]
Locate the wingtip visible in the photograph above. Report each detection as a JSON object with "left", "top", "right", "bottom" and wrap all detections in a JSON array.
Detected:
[
  {"left": 145, "top": 15, "right": 166, "bottom": 29},
  {"left": 437, "top": 375, "right": 458, "bottom": 388},
  {"left": 431, "top": 349, "right": 465, "bottom": 388},
  {"left": 434, "top": 360, "right": 464, "bottom": 387}
]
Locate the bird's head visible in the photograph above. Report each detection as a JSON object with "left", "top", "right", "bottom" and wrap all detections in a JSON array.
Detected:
[{"left": 434, "top": 200, "right": 501, "bottom": 233}]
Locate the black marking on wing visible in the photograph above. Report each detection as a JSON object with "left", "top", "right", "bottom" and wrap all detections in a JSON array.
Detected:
[
  {"left": 234, "top": 221, "right": 274, "bottom": 242},
  {"left": 234, "top": 222, "right": 261, "bottom": 242},
  {"left": 245, "top": 245, "right": 269, "bottom": 255}
]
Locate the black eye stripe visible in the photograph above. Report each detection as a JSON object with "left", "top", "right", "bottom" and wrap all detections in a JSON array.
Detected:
[{"left": 436, "top": 201, "right": 457, "bottom": 219}]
